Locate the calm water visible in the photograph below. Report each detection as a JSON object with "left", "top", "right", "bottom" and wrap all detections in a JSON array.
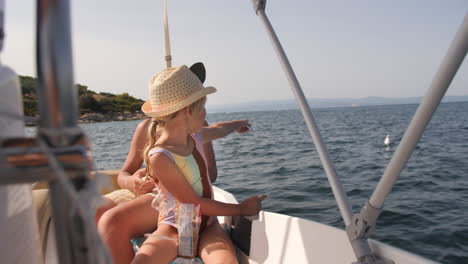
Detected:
[{"left": 82, "top": 102, "right": 468, "bottom": 263}]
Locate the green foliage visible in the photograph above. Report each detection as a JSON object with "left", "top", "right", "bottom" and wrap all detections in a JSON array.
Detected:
[
  {"left": 79, "top": 94, "right": 102, "bottom": 113},
  {"left": 19, "top": 76, "right": 37, "bottom": 95},
  {"left": 19, "top": 76, "right": 39, "bottom": 116},
  {"left": 113, "top": 93, "right": 144, "bottom": 112},
  {"left": 23, "top": 97, "right": 38, "bottom": 116},
  {"left": 77, "top": 84, "right": 88, "bottom": 95},
  {"left": 77, "top": 84, "right": 97, "bottom": 96},
  {"left": 99, "top": 92, "right": 116, "bottom": 98},
  {"left": 19, "top": 75, "right": 143, "bottom": 116},
  {"left": 96, "top": 93, "right": 144, "bottom": 113},
  {"left": 130, "top": 102, "right": 143, "bottom": 112},
  {"left": 98, "top": 98, "right": 118, "bottom": 113}
]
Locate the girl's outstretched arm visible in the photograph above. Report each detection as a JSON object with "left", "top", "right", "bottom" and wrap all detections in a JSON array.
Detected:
[
  {"left": 149, "top": 152, "right": 263, "bottom": 216},
  {"left": 199, "top": 120, "right": 251, "bottom": 143}
]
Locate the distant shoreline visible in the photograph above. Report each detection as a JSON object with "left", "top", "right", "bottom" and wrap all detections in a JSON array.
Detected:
[
  {"left": 23, "top": 100, "right": 468, "bottom": 125},
  {"left": 24, "top": 111, "right": 146, "bottom": 126},
  {"left": 207, "top": 97, "right": 468, "bottom": 114}
]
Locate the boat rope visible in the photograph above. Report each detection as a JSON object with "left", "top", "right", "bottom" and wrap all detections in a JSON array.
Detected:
[
  {"left": 37, "top": 139, "right": 92, "bottom": 224},
  {"left": 0, "top": 135, "right": 111, "bottom": 261},
  {"left": 36, "top": 138, "right": 111, "bottom": 263},
  {"left": 164, "top": 0, "right": 172, "bottom": 68}
]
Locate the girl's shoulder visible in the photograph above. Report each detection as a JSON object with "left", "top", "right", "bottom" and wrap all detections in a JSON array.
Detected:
[
  {"left": 151, "top": 134, "right": 199, "bottom": 161},
  {"left": 149, "top": 147, "right": 175, "bottom": 162}
]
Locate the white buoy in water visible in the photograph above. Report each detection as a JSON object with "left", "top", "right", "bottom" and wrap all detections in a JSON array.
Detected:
[{"left": 384, "top": 135, "right": 390, "bottom": 146}]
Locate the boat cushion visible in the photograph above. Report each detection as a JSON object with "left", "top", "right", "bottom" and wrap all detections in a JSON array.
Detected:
[{"left": 32, "top": 189, "right": 52, "bottom": 258}]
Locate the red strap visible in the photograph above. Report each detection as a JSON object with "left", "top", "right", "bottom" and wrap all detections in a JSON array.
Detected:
[{"left": 192, "top": 143, "right": 211, "bottom": 232}]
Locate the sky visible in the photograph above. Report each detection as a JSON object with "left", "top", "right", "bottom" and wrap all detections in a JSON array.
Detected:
[{"left": 2, "top": 0, "right": 467, "bottom": 107}]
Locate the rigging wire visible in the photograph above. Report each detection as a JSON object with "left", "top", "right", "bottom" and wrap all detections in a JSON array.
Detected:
[{"left": 164, "top": 0, "right": 172, "bottom": 68}]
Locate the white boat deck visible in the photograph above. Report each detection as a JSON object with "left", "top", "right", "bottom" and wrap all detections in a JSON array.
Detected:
[{"left": 213, "top": 186, "right": 438, "bottom": 264}]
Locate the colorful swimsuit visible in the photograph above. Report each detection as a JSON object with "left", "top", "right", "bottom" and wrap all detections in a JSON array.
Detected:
[
  {"left": 149, "top": 134, "right": 213, "bottom": 229},
  {"left": 104, "top": 134, "right": 212, "bottom": 205}
]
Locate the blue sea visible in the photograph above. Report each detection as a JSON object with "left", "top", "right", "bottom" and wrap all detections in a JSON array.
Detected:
[{"left": 82, "top": 102, "right": 468, "bottom": 263}]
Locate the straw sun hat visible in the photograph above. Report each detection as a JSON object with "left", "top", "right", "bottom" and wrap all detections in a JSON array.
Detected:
[{"left": 141, "top": 64, "right": 216, "bottom": 118}]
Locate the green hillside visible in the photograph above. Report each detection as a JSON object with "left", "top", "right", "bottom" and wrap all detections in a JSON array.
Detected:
[{"left": 19, "top": 76, "right": 144, "bottom": 117}]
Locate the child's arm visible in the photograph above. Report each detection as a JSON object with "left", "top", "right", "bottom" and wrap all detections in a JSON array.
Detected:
[
  {"left": 199, "top": 120, "right": 251, "bottom": 143},
  {"left": 150, "top": 152, "right": 264, "bottom": 216}
]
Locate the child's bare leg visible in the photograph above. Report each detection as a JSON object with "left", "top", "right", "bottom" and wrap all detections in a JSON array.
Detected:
[
  {"left": 199, "top": 221, "right": 237, "bottom": 264},
  {"left": 98, "top": 195, "right": 158, "bottom": 264},
  {"left": 95, "top": 197, "right": 117, "bottom": 224},
  {"left": 132, "top": 224, "right": 178, "bottom": 264}
]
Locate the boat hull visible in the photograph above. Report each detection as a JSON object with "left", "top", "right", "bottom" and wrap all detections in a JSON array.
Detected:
[
  {"left": 35, "top": 170, "right": 438, "bottom": 263},
  {"left": 248, "top": 211, "right": 437, "bottom": 264}
]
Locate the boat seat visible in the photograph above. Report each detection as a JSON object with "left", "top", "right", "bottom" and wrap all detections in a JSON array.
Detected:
[{"left": 32, "top": 188, "right": 242, "bottom": 264}]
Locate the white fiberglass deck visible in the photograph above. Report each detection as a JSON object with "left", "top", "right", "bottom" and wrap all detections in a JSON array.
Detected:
[{"left": 213, "top": 186, "right": 437, "bottom": 264}]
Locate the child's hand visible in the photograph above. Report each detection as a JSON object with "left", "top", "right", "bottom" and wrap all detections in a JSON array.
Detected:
[
  {"left": 131, "top": 168, "right": 156, "bottom": 195},
  {"left": 235, "top": 120, "right": 251, "bottom": 134},
  {"left": 239, "top": 194, "right": 267, "bottom": 216}
]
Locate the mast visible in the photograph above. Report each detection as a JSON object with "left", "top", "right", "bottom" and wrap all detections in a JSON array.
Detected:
[
  {"left": 164, "top": 0, "right": 172, "bottom": 68},
  {"left": 34, "top": 0, "right": 111, "bottom": 263}
]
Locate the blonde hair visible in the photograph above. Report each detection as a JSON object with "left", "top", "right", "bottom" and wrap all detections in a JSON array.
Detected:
[{"left": 143, "top": 96, "right": 207, "bottom": 179}]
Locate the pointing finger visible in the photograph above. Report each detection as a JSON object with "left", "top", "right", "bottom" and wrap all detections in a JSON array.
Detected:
[{"left": 258, "top": 194, "right": 268, "bottom": 201}]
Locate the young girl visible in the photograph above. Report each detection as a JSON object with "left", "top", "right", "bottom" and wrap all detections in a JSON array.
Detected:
[
  {"left": 96, "top": 62, "right": 252, "bottom": 264},
  {"left": 132, "top": 65, "right": 265, "bottom": 264}
]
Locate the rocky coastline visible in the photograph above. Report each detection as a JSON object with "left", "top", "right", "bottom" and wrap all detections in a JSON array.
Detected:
[
  {"left": 25, "top": 111, "right": 146, "bottom": 126},
  {"left": 78, "top": 111, "right": 146, "bottom": 123}
]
